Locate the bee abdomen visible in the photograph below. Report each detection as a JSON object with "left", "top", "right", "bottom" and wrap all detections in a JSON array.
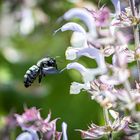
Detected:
[{"left": 24, "top": 65, "right": 39, "bottom": 88}]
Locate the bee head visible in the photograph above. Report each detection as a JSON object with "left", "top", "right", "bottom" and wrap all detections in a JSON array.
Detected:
[{"left": 37, "top": 57, "right": 57, "bottom": 69}]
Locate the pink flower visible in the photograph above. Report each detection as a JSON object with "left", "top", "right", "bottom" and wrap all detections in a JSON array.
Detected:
[
  {"left": 87, "top": 7, "right": 110, "bottom": 27},
  {"left": 78, "top": 124, "right": 107, "bottom": 139},
  {"left": 15, "top": 107, "right": 63, "bottom": 140},
  {"left": 78, "top": 110, "right": 132, "bottom": 139},
  {"left": 15, "top": 107, "right": 41, "bottom": 127},
  {"left": 40, "top": 117, "right": 62, "bottom": 140}
]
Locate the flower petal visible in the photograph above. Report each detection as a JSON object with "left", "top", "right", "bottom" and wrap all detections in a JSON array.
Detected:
[
  {"left": 70, "top": 32, "right": 87, "bottom": 48},
  {"left": 76, "top": 47, "right": 106, "bottom": 69},
  {"left": 15, "top": 107, "right": 41, "bottom": 127},
  {"left": 70, "top": 82, "right": 90, "bottom": 94},
  {"left": 66, "top": 62, "right": 93, "bottom": 82},
  {"left": 63, "top": 8, "right": 97, "bottom": 37},
  {"left": 65, "top": 47, "right": 78, "bottom": 60},
  {"left": 16, "top": 132, "right": 33, "bottom": 140},
  {"left": 44, "top": 111, "right": 51, "bottom": 123},
  {"left": 16, "top": 129, "right": 39, "bottom": 140},
  {"left": 109, "top": 110, "right": 119, "bottom": 120},
  {"left": 67, "top": 62, "right": 106, "bottom": 82},
  {"left": 67, "top": 62, "right": 87, "bottom": 72},
  {"left": 111, "top": 0, "right": 121, "bottom": 15},
  {"left": 54, "top": 22, "right": 86, "bottom": 34},
  {"left": 66, "top": 46, "right": 107, "bottom": 70},
  {"left": 77, "top": 123, "right": 107, "bottom": 139},
  {"left": 62, "top": 122, "right": 68, "bottom": 140},
  {"left": 100, "top": 66, "right": 130, "bottom": 86}
]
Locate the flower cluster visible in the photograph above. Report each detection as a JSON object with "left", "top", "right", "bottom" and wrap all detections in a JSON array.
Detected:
[
  {"left": 55, "top": 0, "right": 140, "bottom": 139},
  {"left": 15, "top": 107, "right": 67, "bottom": 140},
  {"left": 0, "top": 112, "right": 17, "bottom": 140},
  {"left": 78, "top": 110, "right": 132, "bottom": 139}
]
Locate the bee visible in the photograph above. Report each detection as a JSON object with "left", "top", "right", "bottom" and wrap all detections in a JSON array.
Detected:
[{"left": 24, "top": 57, "right": 58, "bottom": 88}]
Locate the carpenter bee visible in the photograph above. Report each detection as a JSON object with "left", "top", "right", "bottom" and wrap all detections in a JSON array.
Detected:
[{"left": 24, "top": 57, "right": 58, "bottom": 88}]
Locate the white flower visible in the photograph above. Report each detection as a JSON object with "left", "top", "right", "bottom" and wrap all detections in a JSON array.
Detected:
[
  {"left": 54, "top": 22, "right": 87, "bottom": 48},
  {"left": 109, "top": 110, "right": 119, "bottom": 119},
  {"left": 67, "top": 62, "right": 105, "bottom": 82},
  {"left": 66, "top": 46, "right": 106, "bottom": 70},
  {"left": 65, "top": 47, "right": 78, "bottom": 60},
  {"left": 111, "top": 0, "right": 121, "bottom": 15},
  {"left": 16, "top": 132, "right": 34, "bottom": 140},
  {"left": 16, "top": 129, "right": 39, "bottom": 140},
  {"left": 112, "top": 48, "right": 135, "bottom": 66},
  {"left": 54, "top": 22, "right": 86, "bottom": 34},
  {"left": 70, "top": 32, "right": 87, "bottom": 48},
  {"left": 63, "top": 8, "right": 97, "bottom": 38},
  {"left": 62, "top": 122, "right": 68, "bottom": 140},
  {"left": 100, "top": 66, "right": 130, "bottom": 86},
  {"left": 103, "top": 45, "right": 115, "bottom": 57}
]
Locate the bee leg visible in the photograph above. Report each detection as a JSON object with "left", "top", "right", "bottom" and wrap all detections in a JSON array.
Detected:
[{"left": 38, "top": 74, "right": 42, "bottom": 83}]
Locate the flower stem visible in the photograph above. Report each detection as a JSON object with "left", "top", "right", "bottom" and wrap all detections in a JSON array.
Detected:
[
  {"left": 134, "top": 23, "right": 140, "bottom": 81},
  {"left": 129, "top": 0, "right": 136, "bottom": 16},
  {"left": 123, "top": 80, "right": 133, "bottom": 101},
  {"left": 103, "top": 108, "right": 113, "bottom": 140},
  {"left": 129, "top": 0, "right": 140, "bottom": 81},
  {"left": 134, "top": 26, "right": 140, "bottom": 81},
  {"left": 123, "top": 80, "right": 138, "bottom": 117},
  {"left": 129, "top": 2, "right": 140, "bottom": 140},
  {"left": 103, "top": 108, "right": 110, "bottom": 126},
  {"left": 108, "top": 132, "right": 113, "bottom": 140}
]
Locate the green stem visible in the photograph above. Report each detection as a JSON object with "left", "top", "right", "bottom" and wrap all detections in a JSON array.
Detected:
[
  {"left": 128, "top": 2, "right": 140, "bottom": 140},
  {"left": 108, "top": 132, "right": 113, "bottom": 140},
  {"left": 103, "top": 108, "right": 110, "bottom": 125},
  {"left": 103, "top": 108, "right": 113, "bottom": 140},
  {"left": 134, "top": 23, "right": 140, "bottom": 81},
  {"left": 129, "top": 0, "right": 140, "bottom": 81},
  {"left": 134, "top": 26, "right": 140, "bottom": 81},
  {"left": 129, "top": 0, "right": 136, "bottom": 16},
  {"left": 123, "top": 80, "right": 133, "bottom": 101},
  {"left": 123, "top": 80, "right": 136, "bottom": 115}
]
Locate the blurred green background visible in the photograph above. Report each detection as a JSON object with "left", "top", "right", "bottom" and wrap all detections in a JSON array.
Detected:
[{"left": 0, "top": 0, "right": 114, "bottom": 139}]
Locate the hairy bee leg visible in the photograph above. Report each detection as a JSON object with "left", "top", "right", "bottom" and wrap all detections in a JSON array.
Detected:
[
  {"left": 38, "top": 75, "right": 42, "bottom": 83},
  {"left": 38, "top": 69, "right": 43, "bottom": 83}
]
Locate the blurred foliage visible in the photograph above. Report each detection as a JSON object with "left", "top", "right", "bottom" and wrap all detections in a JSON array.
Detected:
[{"left": 0, "top": 0, "right": 113, "bottom": 139}]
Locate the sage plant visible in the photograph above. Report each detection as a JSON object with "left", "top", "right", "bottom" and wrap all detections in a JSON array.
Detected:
[
  {"left": 55, "top": 0, "right": 140, "bottom": 139},
  {"left": 2, "top": 1, "right": 140, "bottom": 140}
]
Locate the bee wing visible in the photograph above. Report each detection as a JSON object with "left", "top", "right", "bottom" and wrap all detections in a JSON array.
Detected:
[{"left": 42, "top": 67, "right": 59, "bottom": 75}]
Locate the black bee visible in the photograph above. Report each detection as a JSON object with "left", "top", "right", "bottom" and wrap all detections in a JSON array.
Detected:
[{"left": 24, "top": 57, "right": 58, "bottom": 88}]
